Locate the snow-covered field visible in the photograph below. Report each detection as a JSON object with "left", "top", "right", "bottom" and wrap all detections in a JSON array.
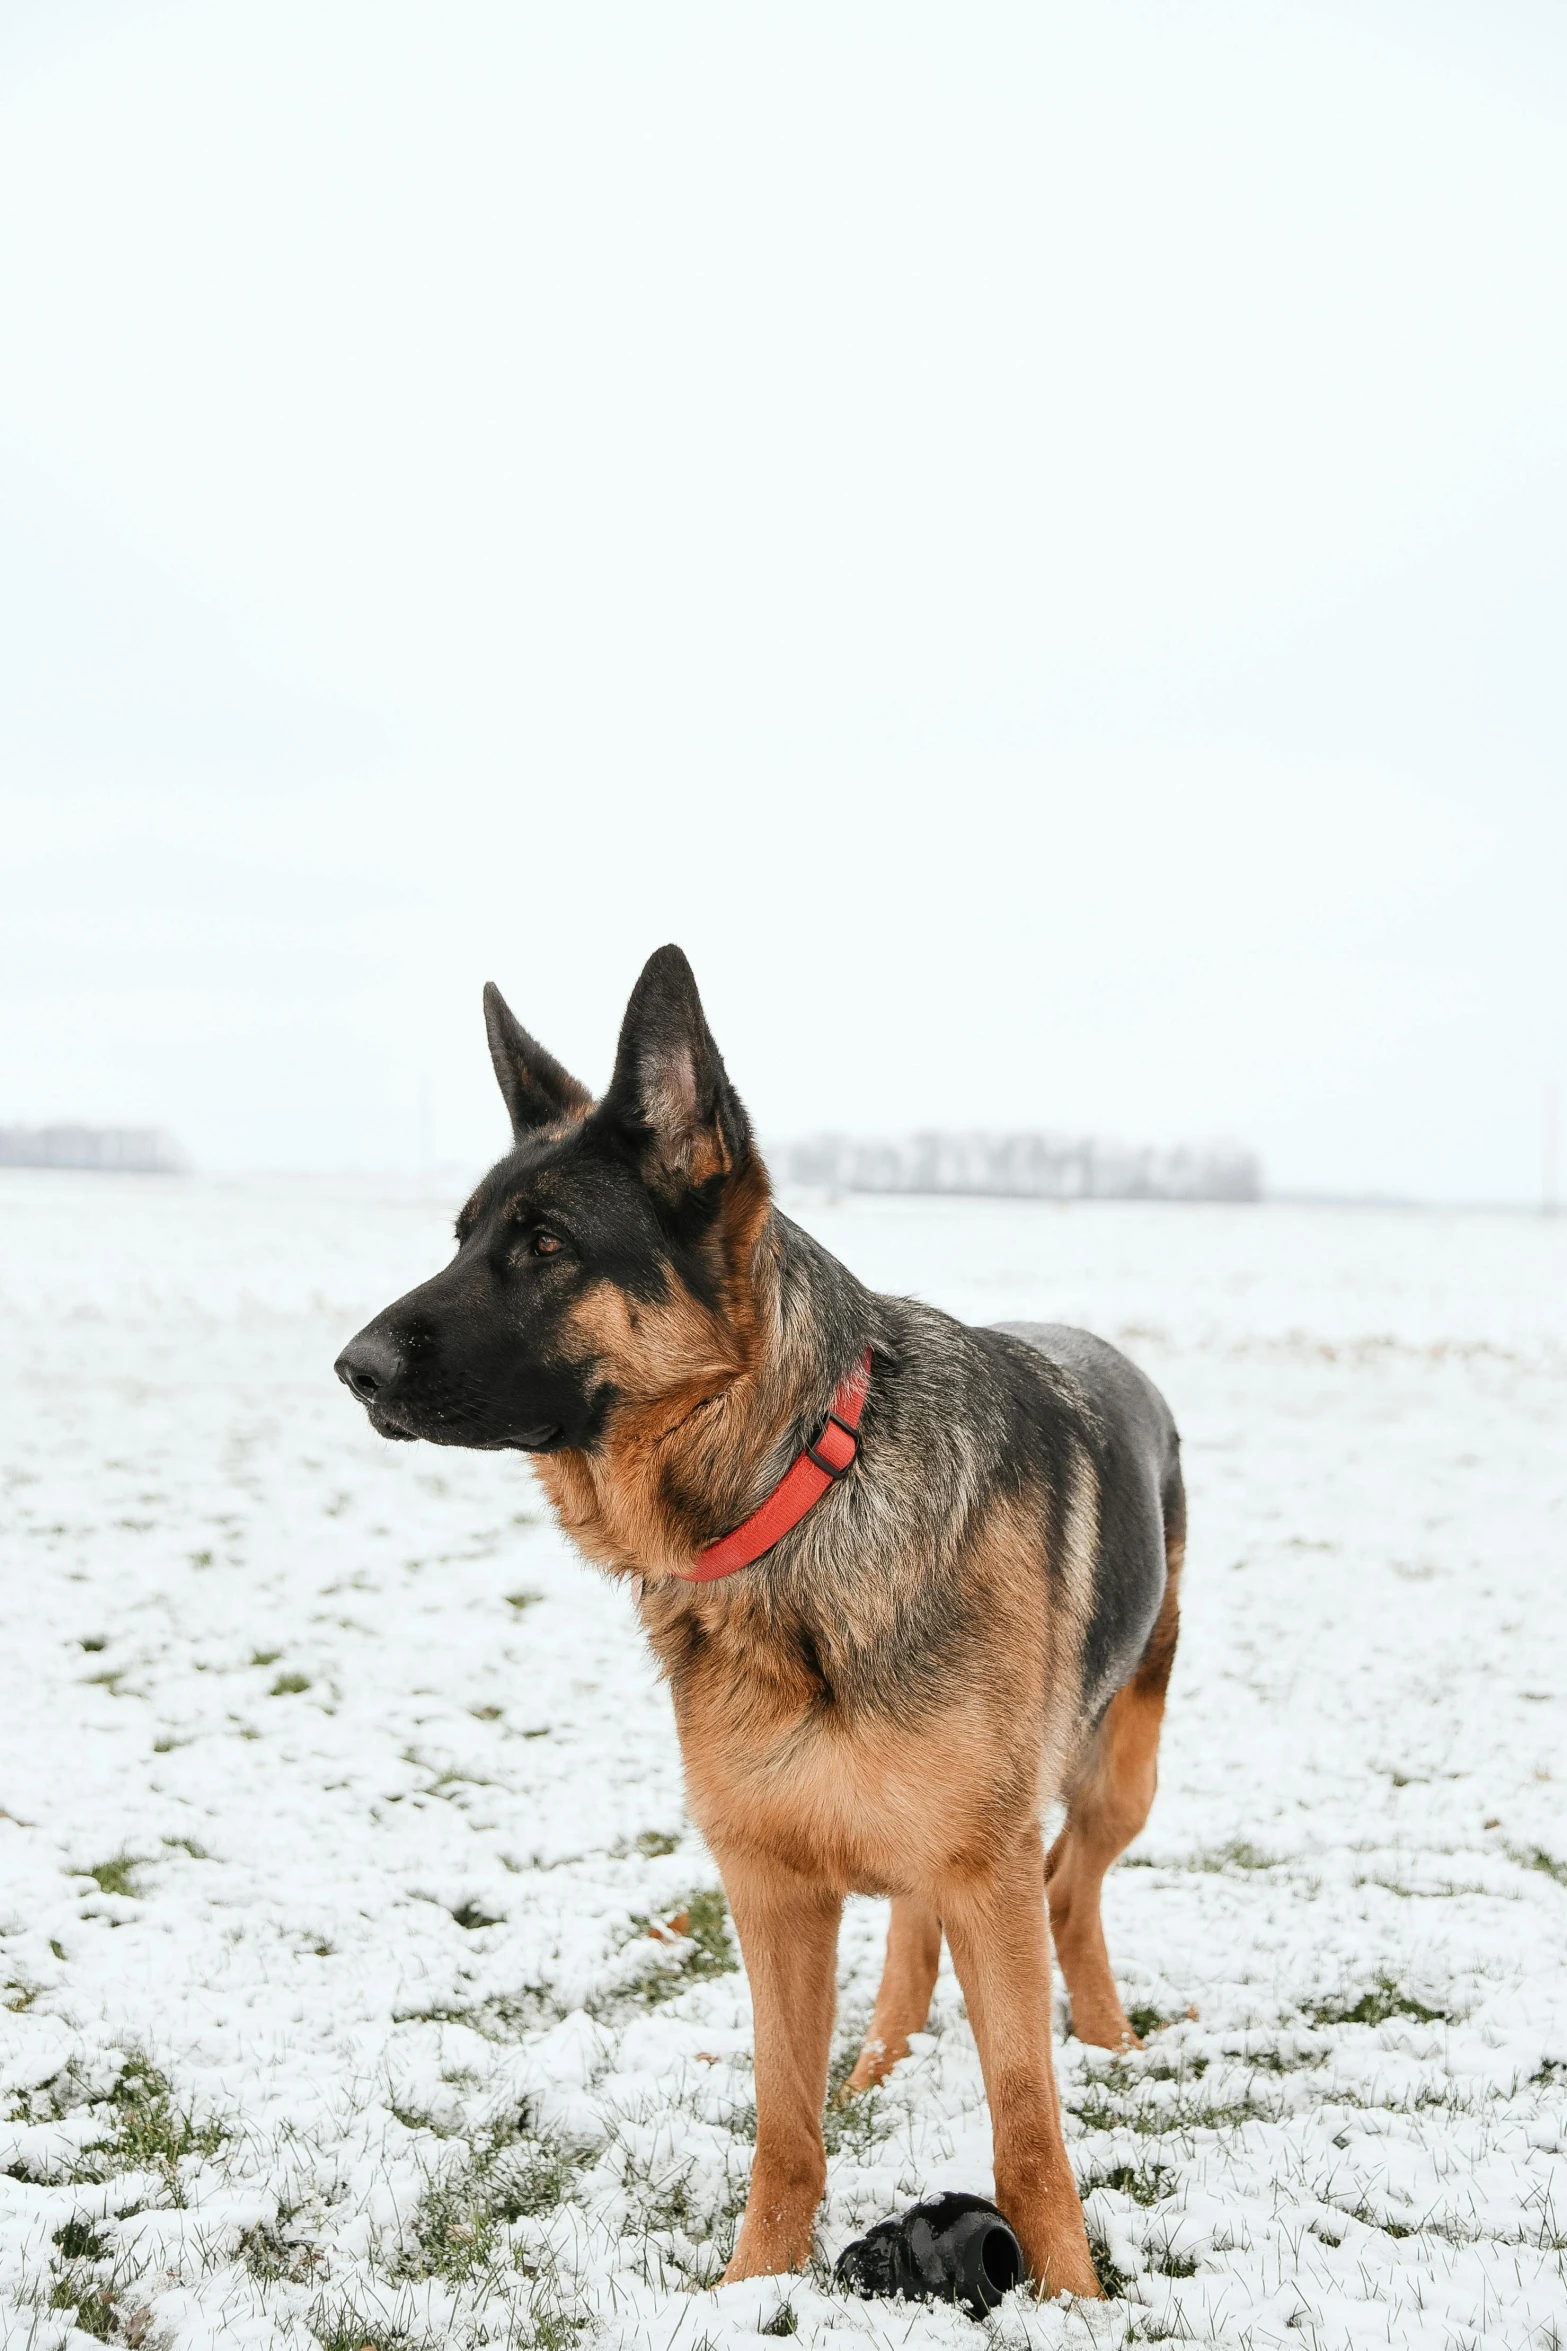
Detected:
[{"left": 1, "top": 1172, "right": 1564, "bottom": 2351}]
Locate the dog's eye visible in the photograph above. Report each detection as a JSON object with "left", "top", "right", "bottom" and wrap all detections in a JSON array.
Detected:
[{"left": 531, "top": 1231, "right": 563, "bottom": 1257}]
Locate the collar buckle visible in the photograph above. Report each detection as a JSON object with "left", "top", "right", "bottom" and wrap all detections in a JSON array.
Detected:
[{"left": 804, "top": 1412, "right": 860, "bottom": 1480}]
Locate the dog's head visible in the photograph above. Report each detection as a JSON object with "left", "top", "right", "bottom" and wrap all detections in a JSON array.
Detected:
[{"left": 335, "top": 947, "right": 769, "bottom": 1452}]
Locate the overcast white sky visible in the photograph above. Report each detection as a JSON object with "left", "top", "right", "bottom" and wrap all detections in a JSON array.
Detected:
[{"left": 2, "top": 0, "right": 1564, "bottom": 1200}]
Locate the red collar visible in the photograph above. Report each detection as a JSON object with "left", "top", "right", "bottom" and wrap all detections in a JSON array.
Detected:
[{"left": 679, "top": 1350, "right": 872, "bottom": 1583}]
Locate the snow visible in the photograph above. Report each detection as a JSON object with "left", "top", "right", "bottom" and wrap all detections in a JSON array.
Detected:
[{"left": 1, "top": 1171, "right": 1564, "bottom": 2351}]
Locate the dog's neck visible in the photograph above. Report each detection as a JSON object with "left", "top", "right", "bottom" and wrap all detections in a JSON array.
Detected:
[{"left": 534, "top": 1189, "right": 871, "bottom": 1583}]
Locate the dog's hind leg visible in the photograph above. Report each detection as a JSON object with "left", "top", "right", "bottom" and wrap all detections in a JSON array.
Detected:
[
  {"left": 720, "top": 1855, "right": 842, "bottom": 2280},
  {"left": 1046, "top": 1479, "right": 1184, "bottom": 2051},
  {"left": 843, "top": 1895, "right": 942, "bottom": 2094}
]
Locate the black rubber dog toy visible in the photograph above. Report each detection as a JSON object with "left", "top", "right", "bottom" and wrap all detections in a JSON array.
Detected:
[{"left": 835, "top": 2191, "right": 1024, "bottom": 2318}]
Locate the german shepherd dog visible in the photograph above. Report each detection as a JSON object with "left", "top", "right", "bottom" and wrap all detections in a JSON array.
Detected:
[{"left": 336, "top": 948, "right": 1183, "bottom": 2301}]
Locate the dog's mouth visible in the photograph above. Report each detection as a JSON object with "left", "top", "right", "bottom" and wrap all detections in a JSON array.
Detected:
[
  {"left": 363, "top": 1401, "right": 563, "bottom": 1453},
  {"left": 364, "top": 1403, "right": 417, "bottom": 1444}
]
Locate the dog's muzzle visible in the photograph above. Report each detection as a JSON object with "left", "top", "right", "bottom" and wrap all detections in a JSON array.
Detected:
[
  {"left": 334, "top": 1333, "right": 562, "bottom": 1451},
  {"left": 334, "top": 1333, "right": 419, "bottom": 1439}
]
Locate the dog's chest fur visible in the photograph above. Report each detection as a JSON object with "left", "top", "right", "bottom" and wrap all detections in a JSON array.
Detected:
[{"left": 638, "top": 1542, "right": 1079, "bottom": 1896}]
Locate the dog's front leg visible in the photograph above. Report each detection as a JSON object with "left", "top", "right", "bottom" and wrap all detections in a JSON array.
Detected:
[
  {"left": 940, "top": 1826, "right": 1102, "bottom": 2299},
  {"left": 718, "top": 1853, "right": 842, "bottom": 2281}
]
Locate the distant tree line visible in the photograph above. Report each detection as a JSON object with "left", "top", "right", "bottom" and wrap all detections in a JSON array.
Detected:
[
  {"left": 0, "top": 1125, "right": 187, "bottom": 1174},
  {"left": 770, "top": 1130, "right": 1261, "bottom": 1203}
]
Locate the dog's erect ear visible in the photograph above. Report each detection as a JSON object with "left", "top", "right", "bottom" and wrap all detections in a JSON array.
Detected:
[
  {"left": 602, "top": 946, "right": 752, "bottom": 1189},
  {"left": 483, "top": 983, "right": 592, "bottom": 1139}
]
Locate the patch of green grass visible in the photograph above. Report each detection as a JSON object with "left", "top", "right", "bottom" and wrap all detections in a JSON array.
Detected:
[
  {"left": 399, "top": 1986, "right": 563, "bottom": 2043},
  {"left": 251, "top": 1648, "right": 282, "bottom": 1667},
  {"left": 494, "top": 2139, "right": 582, "bottom": 2221},
  {"left": 162, "top": 1835, "right": 208, "bottom": 1861},
  {"left": 609, "top": 2105, "right": 748, "bottom": 2277},
  {"left": 820, "top": 2037, "right": 891, "bottom": 2160},
  {"left": 1198, "top": 1840, "right": 1278, "bottom": 1873},
  {"left": 526, "top": 2304, "right": 587, "bottom": 2351},
  {"left": 79, "top": 1636, "right": 108, "bottom": 1653},
  {"left": 77, "top": 2053, "right": 226, "bottom": 2196},
  {"left": 449, "top": 1901, "right": 503, "bottom": 1932},
  {"left": 49, "top": 2272, "right": 117, "bottom": 2340},
  {"left": 1074, "top": 2083, "right": 1138, "bottom": 2136},
  {"left": 1070, "top": 2071, "right": 1281, "bottom": 2138},
  {"left": 1329, "top": 2198, "right": 1416, "bottom": 2240},
  {"left": 680, "top": 1889, "right": 738, "bottom": 1978},
  {"left": 631, "top": 1888, "right": 740, "bottom": 2008},
  {"left": 240, "top": 2223, "right": 290, "bottom": 2280},
  {"left": 425, "top": 1766, "right": 496, "bottom": 1796},
  {"left": 53, "top": 2219, "right": 107, "bottom": 2260},
  {"left": 469, "top": 1703, "right": 504, "bottom": 1722},
  {"left": 760, "top": 2302, "right": 799, "bottom": 2335},
  {"left": 1088, "top": 2232, "right": 1131, "bottom": 2298},
  {"left": 1151, "top": 2050, "right": 1208, "bottom": 2080},
  {"left": 82, "top": 1856, "right": 141, "bottom": 1898},
  {"left": 393, "top": 2123, "right": 581, "bottom": 2286},
  {"left": 1214, "top": 2040, "right": 1324, "bottom": 2075},
  {"left": 1148, "top": 2245, "right": 1198, "bottom": 2276},
  {"left": 309, "top": 2311, "right": 421, "bottom": 2351},
  {"left": 1520, "top": 1848, "right": 1567, "bottom": 1889},
  {"left": 270, "top": 1671, "right": 312, "bottom": 1696},
  {"left": 1083, "top": 2161, "right": 1172, "bottom": 2207},
  {"left": 1308, "top": 1974, "right": 1447, "bottom": 2027},
  {"left": 505, "top": 1591, "right": 543, "bottom": 1612},
  {"left": 635, "top": 1829, "right": 680, "bottom": 1858},
  {"left": 391, "top": 2101, "right": 456, "bottom": 2138},
  {"left": 1127, "top": 2004, "right": 1179, "bottom": 2040},
  {"left": 624, "top": 2159, "right": 698, "bottom": 2236},
  {"left": 821, "top": 2086, "right": 884, "bottom": 2159},
  {"left": 241, "top": 2218, "right": 322, "bottom": 2283}
]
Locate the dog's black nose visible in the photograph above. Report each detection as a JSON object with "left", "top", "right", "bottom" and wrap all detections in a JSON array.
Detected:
[{"left": 335, "top": 1332, "right": 402, "bottom": 1401}]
